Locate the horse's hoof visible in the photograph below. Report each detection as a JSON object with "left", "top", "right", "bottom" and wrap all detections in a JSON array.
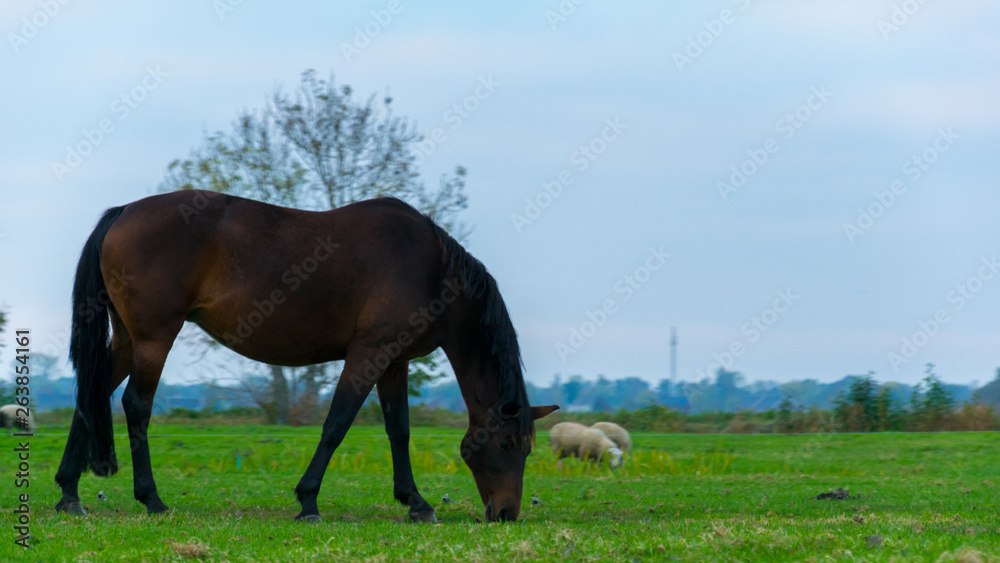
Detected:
[
  {"left": 146, "top": 501, "right": 171, "bottom": 515},
  {"left": 55, "top": 501, "right": 87, "bottom": 516},
  {"left": 409, "top": 509, "right": 437, "bottom": 523},
  {"left": 295, "top": 513, "right": 322, "bottom": 523}
]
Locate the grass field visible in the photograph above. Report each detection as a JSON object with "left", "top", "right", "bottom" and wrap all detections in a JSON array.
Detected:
[{"left": 2, "top": 424, "right": 998, "bottom": 562}]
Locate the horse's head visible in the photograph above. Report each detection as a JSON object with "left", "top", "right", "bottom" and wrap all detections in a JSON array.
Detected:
[{"left": 461, "top": 403, "right": 558, "bottom": 522}]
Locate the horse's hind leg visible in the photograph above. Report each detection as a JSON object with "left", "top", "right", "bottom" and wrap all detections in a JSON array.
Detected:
[
  {"left": 122, "top": 337, "right": 175, "bottom": 514},
  {"left": 377, "top": 361, "right": 436, "bottom": 523},
  {"left": 294, "top": 349, "right": 384, "bottom": 522},
  {"left": 55, "top": 314, "right": 133, "bottom": 515}
]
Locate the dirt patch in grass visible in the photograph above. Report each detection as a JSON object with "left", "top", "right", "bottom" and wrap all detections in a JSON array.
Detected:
[
  {"left": 171, "top": 540, "right": 210, "bottom": 559},
  {"left": 813, "top": 488, "right": 856, "bottom": 500}
]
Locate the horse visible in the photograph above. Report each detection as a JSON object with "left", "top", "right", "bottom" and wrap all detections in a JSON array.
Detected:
[
  {"left": 0, "top": 404, "right": 35, "bottom": 434},
  {"left": 55, "top": 189, "right": 558, "bottom": 523}
]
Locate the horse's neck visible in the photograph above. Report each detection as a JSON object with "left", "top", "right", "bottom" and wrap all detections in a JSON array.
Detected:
[{"left": 446, "top": 344, "right": 505, "bottom": 421}]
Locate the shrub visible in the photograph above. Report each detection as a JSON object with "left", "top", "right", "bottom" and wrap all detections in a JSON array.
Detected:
[
  {"left": 952, "top": 403, "right": 999, "bottom": 431},
  {"left": 723, "top": 411, "right": 760, "bottom": 434}
]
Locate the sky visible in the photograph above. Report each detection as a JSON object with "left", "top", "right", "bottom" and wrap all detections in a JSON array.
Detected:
[{"left": 1, "top": 1, "right": 998, "bottom": 390}]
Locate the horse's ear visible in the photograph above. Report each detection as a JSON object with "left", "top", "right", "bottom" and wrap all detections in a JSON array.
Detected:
[{"left": 532, "top": 405, "right": 559, "bottom": 420}]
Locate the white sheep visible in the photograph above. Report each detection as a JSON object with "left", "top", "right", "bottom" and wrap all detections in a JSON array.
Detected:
[
  {"left": 548, "top": 421, "right": 587, "bottom": 463},
  {"left": 578, "top": 428, "right": 624, "bottom": 468},
  {"left": 0, "top": 404, "right": 35, "bottom": 434},
  {"left": 590, "top": 421, "right": 631, "bottom": 453},
  {"left": 549, "top": 422, "right": 623, "bottom": 469}
]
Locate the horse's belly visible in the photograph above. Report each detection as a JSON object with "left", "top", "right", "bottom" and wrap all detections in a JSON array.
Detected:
[{"left": 187, "top": 301, "right": 351, "bottom": 366}]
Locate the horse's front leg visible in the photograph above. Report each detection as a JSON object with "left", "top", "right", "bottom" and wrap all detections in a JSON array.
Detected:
[
  {"left": 377, "top": 361, "right": 436, "bottom": 523},
  {"left": 294, "top": 351, "right": 382, "bottom": 522}
]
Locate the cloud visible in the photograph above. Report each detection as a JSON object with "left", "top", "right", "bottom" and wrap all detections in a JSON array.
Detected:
[
  {"left": 756, "top": 0, "right": 998, "bottom": 37},
  {"left": 755, "top": 0, "right": 891, "bottom": 35},
  {"left": 841, "top": 78, "right": 1000, "bottom": 133}
]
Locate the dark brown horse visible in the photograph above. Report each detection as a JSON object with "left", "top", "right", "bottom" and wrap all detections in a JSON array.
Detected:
[{"left": 55, "top": 190, "right": 558, "bottom": 523}]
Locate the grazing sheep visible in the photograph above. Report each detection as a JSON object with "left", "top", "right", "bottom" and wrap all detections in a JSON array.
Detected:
[
  {"left": 0, "top": 404, "right": 35, "bottom": 434},
  {"left": 549, "top": 422, "right": 623, "bottom": 469},
  {"left": 591, "top": 421, "right": 631, "bottom": 453},
  {"left": 549, "top": 422, "right": 588, "bottom": 458},
  {"left": 578, "top": 428, "right": 624, "bottom": 468}
]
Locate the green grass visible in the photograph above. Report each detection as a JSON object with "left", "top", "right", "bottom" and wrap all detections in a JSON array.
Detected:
[{"left": 2, "top": 425, "right": 998, "bottom": 561}]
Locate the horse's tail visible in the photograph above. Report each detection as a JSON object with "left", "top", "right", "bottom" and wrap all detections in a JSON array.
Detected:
[
  {"left": 428, "top": 221, "right": 533, "bottom": 440},
  {"left": 70, "top": 206, "right": 126, "bottom": 477}
]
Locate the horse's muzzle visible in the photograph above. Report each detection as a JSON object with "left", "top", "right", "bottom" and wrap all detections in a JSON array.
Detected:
[{"left": 484, "top": 501, "right": 519, "bottom": 522}]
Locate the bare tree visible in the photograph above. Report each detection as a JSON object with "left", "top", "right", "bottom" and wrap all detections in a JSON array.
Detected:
[{"left": 162, "top": 70, "right": 463, "bottom": 424}]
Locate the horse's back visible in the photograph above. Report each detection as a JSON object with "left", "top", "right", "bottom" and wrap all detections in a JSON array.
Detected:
[{"left": 106, "top": 191, "right": 436, "bottom": 272}]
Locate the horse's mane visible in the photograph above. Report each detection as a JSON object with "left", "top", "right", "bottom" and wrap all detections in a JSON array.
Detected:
[{"left": 410, "top": 208, "right": 533, "bottom": 444}]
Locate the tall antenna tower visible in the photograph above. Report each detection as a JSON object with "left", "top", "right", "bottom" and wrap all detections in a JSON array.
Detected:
[{"left": 669, "top": 326, "right": 677, "bottom": 382}]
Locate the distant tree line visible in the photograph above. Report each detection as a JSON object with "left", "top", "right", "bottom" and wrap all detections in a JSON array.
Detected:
[
  {"left": 825, "top": 363, "right": 997, "bottom": 432},
  {"left": 415, "top": 367, "right": 983, "bottom": 417}
]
